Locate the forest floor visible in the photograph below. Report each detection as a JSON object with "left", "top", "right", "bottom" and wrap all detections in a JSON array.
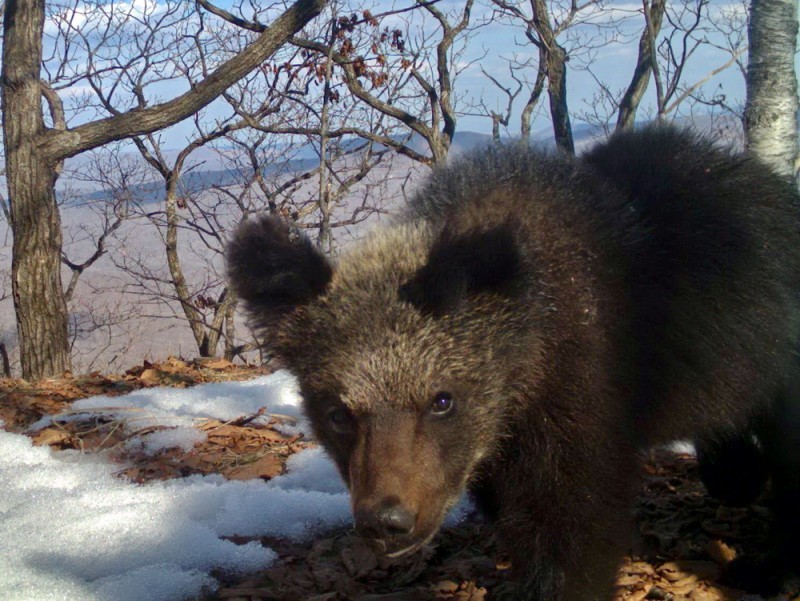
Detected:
[{"left": 1, "top": 358, "right": 798, "bottom": 601}]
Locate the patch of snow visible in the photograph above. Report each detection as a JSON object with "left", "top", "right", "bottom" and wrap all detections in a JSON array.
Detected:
[
  {"left": 124, "top": 426, "right": 208, "bottom": 454},
  {"left": 0, "top": 429, "right": 277, "bottom": 601},
  {"left": 31, "top": 371, "right": 304, "bottom": 428},
  {"left": 29, "top": 370, "right": 307, "bottom": 456},
  {"left": 444, "top": 495, "right": 474, "bottom": 527},
  {"left": 666, "top": 440, "right": 696, "bottom": 455},
  {"left": 271, "top": 445, "right": 347, "bottom": 494},
  {"left": 0, "top": 371, "right": 350, "bottom": 601}
]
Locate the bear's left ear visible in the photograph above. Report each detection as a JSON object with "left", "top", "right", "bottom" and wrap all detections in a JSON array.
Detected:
[
  {"left": 400, "top": 222, "right": 522, "bottom": 315},
  {"left": 227, "top": 215, "right": 333, "bottom": 319}
]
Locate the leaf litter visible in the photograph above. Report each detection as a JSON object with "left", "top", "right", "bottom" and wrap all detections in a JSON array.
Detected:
[{"left": 1, "top": 358, "right": 798, "bottom": 601}]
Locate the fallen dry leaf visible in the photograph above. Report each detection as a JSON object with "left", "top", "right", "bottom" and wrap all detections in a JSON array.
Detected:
[
  {"left": 226, "top": 453, "right": 283, "bottom": 481},
  {"left": 706, "top": 539, "right": 738, "bottom": 566},
  {"left": 31, "top": 427, "right": 72, "bottom": 447},
  {"left": 193, "top": 357, "right": 236, "bottom": 370},
  {"left": 450, "top": 581, "right": 487, "bottom": 601},
  {"left": 432, "top": 580, "right": 460, "bottom": 596}
]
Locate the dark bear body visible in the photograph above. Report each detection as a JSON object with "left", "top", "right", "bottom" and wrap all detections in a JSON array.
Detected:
[{"left": 227, "top": 126, "right": 800, "bottom": 600}]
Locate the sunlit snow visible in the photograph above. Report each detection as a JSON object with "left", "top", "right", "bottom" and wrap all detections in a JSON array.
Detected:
[{"left": 0, "top": 370, "right": 352, "bottom": 601}]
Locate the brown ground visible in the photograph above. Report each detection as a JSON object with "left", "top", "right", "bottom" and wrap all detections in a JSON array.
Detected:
[{"left": 1, "top": 359, "right": 797, "bottom": 601}]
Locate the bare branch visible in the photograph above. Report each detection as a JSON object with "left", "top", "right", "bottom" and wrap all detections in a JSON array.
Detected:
[{"left": 40, "top": 0, "right": 327, "bottom": 161}]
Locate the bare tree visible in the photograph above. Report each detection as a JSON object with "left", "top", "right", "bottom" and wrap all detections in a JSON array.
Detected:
[
  {"left": 200, "top": 0, "right": 483, "bottom": 171},
  {"left": 616, "top": 0, "right": 667, "bottom": 131},
  {"left": 288, "top": 0, "right": 477, "bottom": 165},
  {"left": 744, "top": 0, "right": 798, "bottom": 179},
  {"left": 471, "top": 0, "right": 749, "bottom": 143},
  {"left": 489, "top": 0, "right": 620, "bottom": 152},
  {"left": 1, "top": 0, "right": 326, "bottom": 379},
  {"left": 573, "top": 0, "right": 748, "bottom": 136},
  {"left": 642, "top": 0, "right": 744, "bottom": 120},
  {"left": 483, "top": 0, "right": 657, "bottom": 149},
  {"left": 77, "top": 59, "right": 390, "bottom": 362},
  {"left": 465, "top": 59, "right": 527, "bottom": 144}
]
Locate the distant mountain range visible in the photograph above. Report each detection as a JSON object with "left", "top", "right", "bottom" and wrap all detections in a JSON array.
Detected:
[
  {"left": 59, "top": 117, "right": 745, "bottom": 207},
  {"left": 61, "top": 131, "right": 500, "bottom": 206},
  {"left": 72, "top": 157, "right": 321, "bottom": 206}
]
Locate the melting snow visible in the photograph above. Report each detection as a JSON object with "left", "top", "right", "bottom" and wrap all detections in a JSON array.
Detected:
[{"left": 0, "top": 370, "right": 352, "bottom": 601}]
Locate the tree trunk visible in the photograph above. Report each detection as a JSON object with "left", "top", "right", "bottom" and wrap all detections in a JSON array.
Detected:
[
  {"left": 520, "top": 61, "right": 547, "bottom": 141},
  {"left": 205, "top": 291, "right": 234, "bottom": 358},
  {"left": 0, "top": 342, "right": 12, "bottom": 378},
  {"left": 2, "top": 0, "right": 71, "bottom": 379},
  {"left": 546, "top": 44, "right": 575, "bottom": 154},
  {"left": 530, "top": 0, "right": 574, "bottom": 154},
  {"left": 744, "top": 0, "right": 798, "bottom": 178},
  {"left": 616, "top": 0, "right": 667, "bottom": 131},
  {"left": 164, "top": 180, "right": 211, "bottom": 356}
]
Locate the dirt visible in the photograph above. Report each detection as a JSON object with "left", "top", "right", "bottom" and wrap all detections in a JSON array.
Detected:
[{"left": 1, "top": 358, "right": 798, "bottom": 601}]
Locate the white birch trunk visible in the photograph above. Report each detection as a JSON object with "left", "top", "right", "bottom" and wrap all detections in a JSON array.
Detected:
[{"left": 744, "top": 0, "right": 799, "bottom": 179}]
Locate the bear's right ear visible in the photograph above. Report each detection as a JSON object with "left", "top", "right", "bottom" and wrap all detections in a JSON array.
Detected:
[{"left": 227, "top": 215, "right": 333, "bottom": 318}]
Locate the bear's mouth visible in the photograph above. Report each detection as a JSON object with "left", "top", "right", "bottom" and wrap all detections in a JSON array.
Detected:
[
  {"left": 363, "top": 527, "right": 439, "bottom": 559},
  {"left": 356, "top": 492, "right": 464, "bottom": 559},
  {"left": 384, "top": 540, "right": 425, "bottom": 559}
]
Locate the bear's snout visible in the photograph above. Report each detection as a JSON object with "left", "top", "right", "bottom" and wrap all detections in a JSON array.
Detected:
[{"left": 354, "top": 496, "right": 417, "bottom": 539}]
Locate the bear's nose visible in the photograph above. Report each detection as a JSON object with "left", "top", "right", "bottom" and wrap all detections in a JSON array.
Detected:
[{"left": 355, "top": 499, "right": 416, "bottom": 539}]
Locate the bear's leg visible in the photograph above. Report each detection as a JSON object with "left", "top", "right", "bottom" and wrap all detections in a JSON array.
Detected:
[
  {"left": 760, "top": 379, "right": 800, "bottom": 589},
  {"left": 725, "top": 371, "right": 800, "bottom": 594},
  {"left": 484, "top": 441, "right": 636, "bottom": 601},
  {"left": 694, "top": 429, "right": 768, "bottom": 506}
]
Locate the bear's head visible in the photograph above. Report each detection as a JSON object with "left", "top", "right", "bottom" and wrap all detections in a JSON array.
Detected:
[{"left": 227, "top": 214, "right": 541, "bottom": 557}]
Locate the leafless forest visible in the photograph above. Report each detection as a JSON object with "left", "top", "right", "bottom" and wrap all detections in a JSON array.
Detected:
[{"left": 0, "top": 0, "right": 795, "bottom": 379}]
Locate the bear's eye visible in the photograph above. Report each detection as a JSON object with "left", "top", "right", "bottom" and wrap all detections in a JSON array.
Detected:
[
  {"left": 430, "top": 391, "right": 455, "bottom": 416},
  {"left": 327, "top": 407, "right": 354, "bottom": 433}
]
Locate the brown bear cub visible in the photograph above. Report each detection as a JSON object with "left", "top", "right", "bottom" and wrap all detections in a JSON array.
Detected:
[{"left": 227, "top": 126, "right": 800, "bottom": 600}]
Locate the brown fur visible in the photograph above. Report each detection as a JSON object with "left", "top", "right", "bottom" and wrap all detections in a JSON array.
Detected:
[{"left": 227, "top": 125, "right": 800, "bottom": 600}]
